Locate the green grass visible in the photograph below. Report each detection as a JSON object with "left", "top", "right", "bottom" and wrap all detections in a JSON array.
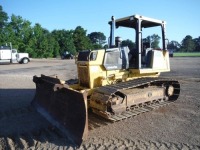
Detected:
[{"left": 173, "top": 52, "right": 200, "bottom": 57}]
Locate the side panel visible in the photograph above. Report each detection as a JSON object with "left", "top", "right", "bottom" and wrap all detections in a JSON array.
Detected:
[
  {"left": 151, "top": 50, "right": 170, "bottom": 71},
  {"left": 0, "top": 50, "right": 12, "bottom": 60},
  {"left": 77, "top": 50, "right": 106, "bottom": 89}
]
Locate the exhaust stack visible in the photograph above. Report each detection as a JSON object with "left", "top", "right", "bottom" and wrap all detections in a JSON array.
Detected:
[{"left": 109, "top": 16, "right": 115, "bottom": 48}]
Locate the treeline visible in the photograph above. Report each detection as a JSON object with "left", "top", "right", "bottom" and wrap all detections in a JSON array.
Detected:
[
  {"left": 168, "top": 36, "right": 200, "bottom": 52},
  {"left": 0, "top": 5, "right": 199, "bottom": 58},
  {"left": 0, "top": 5, "right": 106, "bottom": 58},
  {"left": 143, "top": 34, "right": 200, "bottom": 52}
]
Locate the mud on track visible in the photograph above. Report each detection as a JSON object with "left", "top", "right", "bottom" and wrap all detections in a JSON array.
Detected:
[{"left": 0, "top": 58, "right": 200, "bottom": 149}]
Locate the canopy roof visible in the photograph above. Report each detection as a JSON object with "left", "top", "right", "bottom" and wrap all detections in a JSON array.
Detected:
[{"left": 109, "top": 14, "right": 166, "bottom": 29}]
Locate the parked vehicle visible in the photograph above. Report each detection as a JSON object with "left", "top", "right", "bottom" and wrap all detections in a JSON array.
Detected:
[
  {"left": 168, "top": 49, "right": 174, "bottom": 57},
  {"left": 0, "top": 46, "right": 30, "bottom": 64},
  {"left": 61, "top": 51, "right": 74, "bottom": 59}
]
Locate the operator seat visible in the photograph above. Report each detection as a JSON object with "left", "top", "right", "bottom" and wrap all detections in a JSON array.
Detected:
[
  {"left": 128, "top": 49, "right": 137, "bottom": 68},
  {"left": 142, "top": 42, "right": 152, "bottom": 68}
]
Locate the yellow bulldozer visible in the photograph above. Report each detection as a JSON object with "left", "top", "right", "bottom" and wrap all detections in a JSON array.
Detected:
[{"left": 32, "top": 14, "right": 180, "bottom": 145}]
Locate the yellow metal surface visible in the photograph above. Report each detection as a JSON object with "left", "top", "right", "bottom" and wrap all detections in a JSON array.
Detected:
[{"left": 76, "top": 48, "right": 170, "bottom": 91}]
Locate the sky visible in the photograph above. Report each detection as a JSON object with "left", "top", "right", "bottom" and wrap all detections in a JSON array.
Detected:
[{"left": 1, "top": 0, "right": 200, "bottom": 43}]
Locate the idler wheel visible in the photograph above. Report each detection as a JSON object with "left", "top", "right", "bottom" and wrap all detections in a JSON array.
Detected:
[{"left": 167, "top": 85, "right": 174, "bottom": 96}]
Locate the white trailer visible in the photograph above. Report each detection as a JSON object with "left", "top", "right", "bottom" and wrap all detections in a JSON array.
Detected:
[{"left": 0, "top": 46, "right": 30, "bottom": 64}]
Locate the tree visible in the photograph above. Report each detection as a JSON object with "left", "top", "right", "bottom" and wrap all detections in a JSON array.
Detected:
[
  {"left": 32, "top": 23, "right": 52, "bottom": 58},
  {"left": 193, "top": 36, "right": 200, "bottom": 52},
  {"left": 88, "top": 32, "right": 106, "bottom": 49},
  {"left": 167, "top": 40, "right": 181, "bottom": 52},
  {"left": 52, "top": 29, "right": 76, "bottom": 55},
  {"left": 0, "top": 5, "right": 9, "bottom": 44},
  {"left": 9, "top": 15, "right": 24, "bottom": 49},
  {"left": 121, "top": 39, "right": 135, "bottom": 50},
  {"left": 0, "top": 5, "right": 8, "bottom": 29},
  {"left": 143, "top": 34, "right": 161, "bottom": 49},
  {"left": 46, "top": 34, "right": 60, "bottom": 58},
  {"left": 180, "top": 35, "right": 195, "bottom": 52},
  {"left": 9, "top": 15, "right": 34, "bottom": 53},
  {"left": 73, "top": 26, "right": 92, "bottom": 52}
]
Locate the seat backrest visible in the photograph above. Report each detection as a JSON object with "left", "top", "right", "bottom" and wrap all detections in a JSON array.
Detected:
[{"left": 146, "top": 50, "right": 153, "bottom": 68}]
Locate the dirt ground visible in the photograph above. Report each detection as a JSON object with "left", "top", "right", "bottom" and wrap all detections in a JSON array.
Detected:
[{"left": 0, "top": 57, "right": 200, "bottom": 150}]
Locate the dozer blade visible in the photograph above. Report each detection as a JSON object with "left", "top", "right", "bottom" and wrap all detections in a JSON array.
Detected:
[{"left": 32, "top": 75, "right": 88, "bottom": 145}]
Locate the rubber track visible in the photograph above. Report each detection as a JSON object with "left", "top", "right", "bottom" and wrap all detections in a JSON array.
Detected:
[
  {"left": 88, "top": 100, "right": 175, "bottom": 130},
  {"left": 109, "top": 101, "right": 174, "bottom": 122},
  {"left": 96, "top": 77, "right": 180, "bottom": 97},
  {"left": 90, "top": 77, "right": 180, "bottom": 122}
]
